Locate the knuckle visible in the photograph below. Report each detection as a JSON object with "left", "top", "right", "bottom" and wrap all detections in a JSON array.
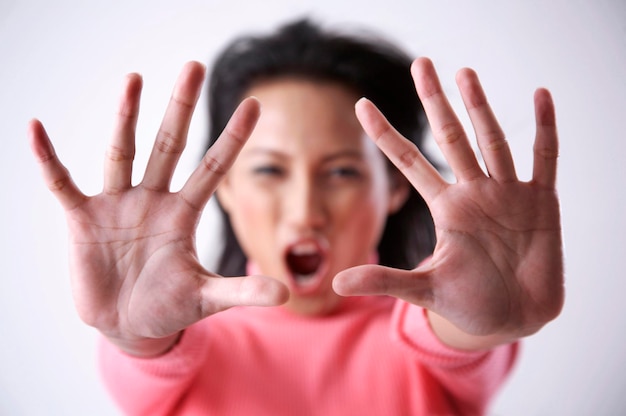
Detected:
[
  {"left": 223, "top": 125, "right": 247, "bottom": 147},
  {"left": 201, "top": 155, "right": 226, "bottom": 176},
  {"left": 398, "top": 148, "right": 420, "bottom": 170},
  {"left": 107, "top": 144, "right": 134, "bottom": 162},
  {"left": 36, "top": 150, "right": 56, "bottom": 165},
  {"left": 534, "top": 145, "right": 559, "bottom": 160},
  {"left": 371, "top": 122, "right": 393, "bottom": 144},
  {"left": 48, "top": 174, "right": 72, "bottom": 192},
  {"left": 171, "top": 94, "right": 195, "bottom": 111},
  {"left": 436, "top": 122, "right": 465, "bottom": 145},
  {"left": 155, "top": 129, "right": 184, "bottom": 155},
  {"left": 44, "top": 162, "right": 72, "bottom": 192},
  {"left": 117, "top": 102, "right": 138, "bottom": 120},
  {"left": 482, "top": 134, "right": 508, "bottom": 152}
]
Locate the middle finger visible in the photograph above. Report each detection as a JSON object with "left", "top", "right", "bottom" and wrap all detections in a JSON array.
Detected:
[
  {"left": 141, "top": 61, "right": 206, "bottom": 191},
  {"left": 456, "top": 68, "right": 517, "bottom": 182}
]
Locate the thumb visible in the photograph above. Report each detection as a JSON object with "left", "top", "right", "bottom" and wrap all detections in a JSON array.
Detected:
[
  {"left": 333, "top": 264, "right": 434, "bottom": 307},
  {"left": 200, "top": 275, "right": 289, "bottom": 316}
]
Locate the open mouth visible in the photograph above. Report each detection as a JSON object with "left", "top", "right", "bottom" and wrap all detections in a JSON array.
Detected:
[{"left": 285, "top": 241, "right": 327, "bottom": 293}]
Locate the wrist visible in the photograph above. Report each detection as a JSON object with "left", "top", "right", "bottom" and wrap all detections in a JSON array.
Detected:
[
  {"left": 426, "top": 310, "right": 516, "bottom": 351},
  {"left": 106, "top": 331, "right": 183, "bottom": 357}
]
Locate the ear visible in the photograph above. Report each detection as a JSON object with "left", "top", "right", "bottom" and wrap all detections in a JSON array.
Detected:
[
  {"left": 387, "top": 170, "right": 410, "bottom": 215},
  {"left": 216, "top": 176, "right": 234, "bottom": 214}
]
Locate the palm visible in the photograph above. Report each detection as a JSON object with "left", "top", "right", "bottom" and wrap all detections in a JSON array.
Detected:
[
  {"left": 29, "top": 62, "right": 287, "bottom": 353},
  {"left": 426, "top": 177, "right": 562, "bottom": 335},
  {"left": 337, "top": 58, "right": 564, "bottom": 341},
  {"left": 66, "top": 188, "right": 206, "bottom": 340}
]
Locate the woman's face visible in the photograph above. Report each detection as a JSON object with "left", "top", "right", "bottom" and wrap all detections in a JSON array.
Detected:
[{"left": 218, "top": 79, "right": 407, "bottom": 315}]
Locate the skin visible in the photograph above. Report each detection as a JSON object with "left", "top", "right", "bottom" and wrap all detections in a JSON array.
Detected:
[
  {"left": 28, "top": 57, "right": 564, "bottom": 356},
  {"left": 217, "top": 79, "right": 408, "bottom": 316},
  {"left": 335, "top": 60, "right": 564, "bottom": 349}
]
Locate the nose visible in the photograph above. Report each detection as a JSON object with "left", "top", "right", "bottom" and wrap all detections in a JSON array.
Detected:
[{"left": 284, "top": 174, "right": 327, "bottom": 231}]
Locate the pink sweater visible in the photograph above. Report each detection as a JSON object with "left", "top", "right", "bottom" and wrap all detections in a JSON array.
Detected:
[{"left": 99, "top": 297, "right": 518, "bottom": 415}]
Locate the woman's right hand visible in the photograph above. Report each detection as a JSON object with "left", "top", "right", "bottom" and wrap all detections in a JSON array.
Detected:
[{"left": 28, "top": 62, "right": 288, "bottom": 357}]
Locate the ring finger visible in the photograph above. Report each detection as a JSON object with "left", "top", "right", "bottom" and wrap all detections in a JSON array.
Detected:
[{"left": 456, "top": 68, "right": 517, "bottom": 182}]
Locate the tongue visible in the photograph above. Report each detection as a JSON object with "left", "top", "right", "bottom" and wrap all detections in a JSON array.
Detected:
[{"left": 287, "top": 253, "right": 321, "bottom": 276}]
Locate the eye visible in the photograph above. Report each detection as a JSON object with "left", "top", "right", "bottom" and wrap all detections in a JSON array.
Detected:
[
  {"left": 252, "top": 165, "right": 284, "bottom": 177},
  {"left": 328, "top": 166, "right": 362, "bottom": 179}
]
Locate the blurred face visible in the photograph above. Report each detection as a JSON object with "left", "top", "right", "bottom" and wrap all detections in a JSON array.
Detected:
[{"left": 218, "top": 79, "right": 407, "bottom": 316}]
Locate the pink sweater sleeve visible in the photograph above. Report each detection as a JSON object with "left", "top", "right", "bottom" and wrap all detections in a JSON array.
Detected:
[
  {"left": 391, "top": 301, "right": 519, "bottom": 415},
  {"left": 98, "top": 322, "right": 210, "bottom": 416}
]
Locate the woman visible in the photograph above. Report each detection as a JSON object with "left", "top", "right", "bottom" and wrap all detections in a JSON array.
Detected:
[{"left": 28, "top": 19, "right": 564, "bottom": 415}]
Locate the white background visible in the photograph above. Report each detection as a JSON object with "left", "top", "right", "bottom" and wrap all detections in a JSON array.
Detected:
[{"left": 1, "top": 0, "right": 625, "bottom": 414}]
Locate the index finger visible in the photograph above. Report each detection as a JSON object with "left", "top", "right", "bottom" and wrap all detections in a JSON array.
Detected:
[
  {"left": 179, "top": 97, "right": 261, "bottom": 210},
  {"left": 355, "top": 97, "right": 446, "bottom": 202}
]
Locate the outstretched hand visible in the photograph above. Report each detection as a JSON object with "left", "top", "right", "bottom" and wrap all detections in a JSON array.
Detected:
[
  {"left": 29, "top": 62, "right": 288, "bottom": 356},
  {"left": 334, "top": 58, "right": 564, "bottom": 349}
]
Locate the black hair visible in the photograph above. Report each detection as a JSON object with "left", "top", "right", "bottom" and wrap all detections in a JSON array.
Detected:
[{"left": 207, "top": 18, "right": 436, "bottom": 276}]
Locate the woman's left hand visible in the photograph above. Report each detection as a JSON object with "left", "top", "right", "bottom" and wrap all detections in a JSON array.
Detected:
[{"left": 334, "top": 57, "right": 564, "bottom": 349}]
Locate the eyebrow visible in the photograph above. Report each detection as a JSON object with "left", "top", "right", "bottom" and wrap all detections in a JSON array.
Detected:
[{"left": 243, "top": 147, "right": 366, "bottom": 163}]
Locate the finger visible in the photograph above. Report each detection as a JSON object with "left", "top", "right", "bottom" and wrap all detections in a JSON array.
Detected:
[
  {"left": 355, "top": 97, "right": 446, "bottom": 202},
  {"left": 456, "top": 68, "right": 517, "bottom": 182},
  {"left": 104, "top": 73, "right": 142, "bottom": 194},
  {"left": 179, "top": 97, "right": 261, "bottom": 210},
  {"left": 28, "top": 119, "right": 87, "bottom": 210},
  {"left": 142, "top": 61, "right": 206, "bottom": 191},
  {"left": 200, "top": 275, "right": 289, "bottom": 315},
  {"left": 532, "top": 88, "right": 559, "bottom": 189},
  {"left": 333, "top": 264, "right": 434, "bottom": 308},
  {"left": 411, "top": 58, "right": 484, "bottom": 182}
]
